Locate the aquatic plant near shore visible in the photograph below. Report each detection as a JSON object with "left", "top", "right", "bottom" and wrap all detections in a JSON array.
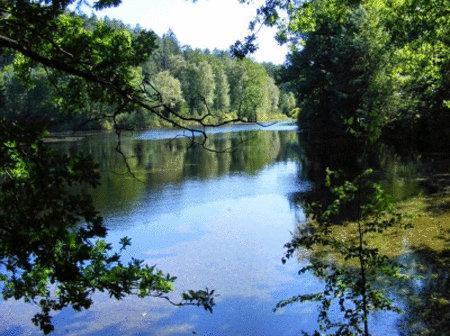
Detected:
[{"left": 278, "top": 169, "right": 411, "bottom": 335}]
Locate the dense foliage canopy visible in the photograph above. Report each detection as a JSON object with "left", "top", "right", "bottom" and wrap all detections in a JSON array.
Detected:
[
  {"left": 0, "top": 17, "right": 296, "bottom": 131},
  {"left": 237, "top": 0, "right": 449, "bottom": 149}
]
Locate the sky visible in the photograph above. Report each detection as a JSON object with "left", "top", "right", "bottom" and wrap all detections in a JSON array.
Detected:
[{"left": 93, "top": 0, "right": 288, "bottom": 64}]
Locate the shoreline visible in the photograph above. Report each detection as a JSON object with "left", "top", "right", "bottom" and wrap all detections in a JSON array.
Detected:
[{"left": 44, "top": 118, "right": 296, "bottom": 143}]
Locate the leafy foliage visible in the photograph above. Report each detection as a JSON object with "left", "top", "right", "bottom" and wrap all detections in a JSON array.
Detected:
[
  {"left": 0, "top": 1, "right": 223, "bottom": 333},
  {"left": 0, "top": 119, "right": 216, "bottom": 334},
  {"left": 0, "top": 10, "right": 295, "bottom": 132},
  {"left": 237, "top": 0, "right": 449, "bottom": 149},
  {"left": 279, "top": 169, "right": 409, "bottom": 335}
]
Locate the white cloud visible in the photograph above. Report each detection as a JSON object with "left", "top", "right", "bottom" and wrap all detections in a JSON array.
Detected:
[{"left": 156, "top": 323, "right": 195, "bottom": 336}]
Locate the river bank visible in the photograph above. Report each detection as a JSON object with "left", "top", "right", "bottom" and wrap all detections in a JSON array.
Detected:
[{"left": 43, "top": 118, "right": 295, "bottom": 143}]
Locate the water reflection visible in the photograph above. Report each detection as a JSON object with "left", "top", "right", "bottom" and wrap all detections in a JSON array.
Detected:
[
  {"left": 1, "top": 123, "right": 447, "bottom": 335},
  {"left": 2, "top": 126, "right": 318, "bottom": 335},
  {"left": 283, "top": 135, "right": 449, "bottom": 335},
  {"left": 58, "top": 128, "right": 300, "bottom": 216}
]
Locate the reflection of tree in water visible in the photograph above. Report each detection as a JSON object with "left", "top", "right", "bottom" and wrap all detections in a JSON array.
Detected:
[
  {"left": 0, "top": 123, "right": 216, "bottom": 334},
  {"left": 60, "top": 130, "right": 298, "bottom": 214},
  {"left": 282, "top": 133, "right": 450, "bottom": 335}
]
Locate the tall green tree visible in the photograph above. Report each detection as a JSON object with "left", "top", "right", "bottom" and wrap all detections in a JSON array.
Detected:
[
  {"left": 154, "top": 29, "right": 181, "bottom": 71},
  {"left": 266, "top": 76, "right": 280, "bottom": 113},
  {"left": 180, "top": 60, "right": 216, "bottom": 115},
  {"left": 152, "top": 70, "right": 184, "bottom": 112},
  {"left": 225, "top": 58, "right": 246, "bottom": 114},
  {"left": 212, "top": 64, "right": 230, "bottom": 112},
  {"left": 279, "top": 91, "right": 297, "bottom": 116},
  {"left": 239, "top": 59, "right": 271, "bottom": 121}
]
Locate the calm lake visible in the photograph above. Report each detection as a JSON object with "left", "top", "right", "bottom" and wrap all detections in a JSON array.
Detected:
[{"left": 0, "top": 122, "right": 445, "bottom": 335}]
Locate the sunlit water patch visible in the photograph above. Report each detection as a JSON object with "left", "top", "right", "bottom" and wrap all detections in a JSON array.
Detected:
[{"left": 136, "top": 121, "right": 298, "bottom": 141}]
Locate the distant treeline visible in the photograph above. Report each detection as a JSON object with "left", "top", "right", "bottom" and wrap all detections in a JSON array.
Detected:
[{"left": 0, "top": 17, "right": 297, "bottom": 132}]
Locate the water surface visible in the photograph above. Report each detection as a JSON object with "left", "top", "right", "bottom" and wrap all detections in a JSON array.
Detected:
[{"left": 0, "top": 122, "right": 445, "bottom": 335}]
